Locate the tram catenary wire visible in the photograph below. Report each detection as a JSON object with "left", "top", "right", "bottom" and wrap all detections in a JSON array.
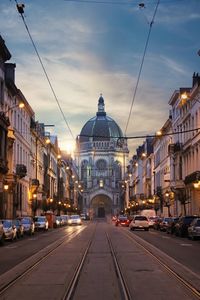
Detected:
[
  {"left": 124, "top": 0, "right": 160, "bottom": 136},
  {"left": 14, "top": 0, "right": 74, "bottom": 140},
  {"left": 78, "top": 126, "right": 200, "bottom": 140}
]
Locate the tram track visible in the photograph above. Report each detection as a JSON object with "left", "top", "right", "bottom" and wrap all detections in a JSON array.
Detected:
[
  {"left": 0, "top": 226, "right": 86, "bottom": 297},
  {"left": 62, "top": 225, "right": 132, "bottom": 300},
  {"left": 122, "top": 229, "right": 200, "bottom": 299},
  {"left": 1, "top": 222, "right": 200, "bottom": 300}
]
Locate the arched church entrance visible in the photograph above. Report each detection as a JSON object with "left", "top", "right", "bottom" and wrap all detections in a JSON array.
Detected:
[{"left": 91, "top": 194, "right": 112, "bottom": 218}]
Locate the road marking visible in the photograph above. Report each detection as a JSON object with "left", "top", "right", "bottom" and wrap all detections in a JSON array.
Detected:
[
  {"left": 161, "top": 236, "right": 170, "bottom": 239},
  {"left": 180, "top": 243, "right": 192, "bottom": 247},
  {"left": 28, "top": 238, "right": 38, "bottom": 240},
  {"left": 5, "top": 245, "right": 18, "bottom": 249},
  {"left": 149, "top": 231, "right": 158, "bottom": 235}
]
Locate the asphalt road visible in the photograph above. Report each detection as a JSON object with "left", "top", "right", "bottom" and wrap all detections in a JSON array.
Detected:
[
  {"left": 1, "top": 220, "right": 199, "bottom": 300},
  {"left": 129, "top": 227, "right": 200, "bottom": 276}
]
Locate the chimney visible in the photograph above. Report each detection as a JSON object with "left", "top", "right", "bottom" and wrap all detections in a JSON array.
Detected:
[
  {"left": 192, "top": 72, "right": 200, "bottom": 87},
  {"left": 5, "top": 63, "right": 16, "bottom": 83}
]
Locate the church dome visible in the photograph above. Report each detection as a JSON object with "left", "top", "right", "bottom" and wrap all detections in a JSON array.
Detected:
[{"left": 79, "top": 95, "right": 123, "bottom": 142}]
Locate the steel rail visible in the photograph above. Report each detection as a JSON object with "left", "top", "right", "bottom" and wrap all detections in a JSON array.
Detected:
[
  {"left": 62, "top": 223, "right": 97, "bottom": 300},
  {"left": 106, "top": 232, "right": 132, "bottom": 300},
  {"left": 0, "top": 228, "right": 85, "bottom": 296},
  {"left": 123, "top": 230, "right": 200, "bottom": 299}
]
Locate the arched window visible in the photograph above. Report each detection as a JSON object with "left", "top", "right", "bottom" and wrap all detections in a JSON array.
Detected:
[{"left": 81, "top": 160, "right": 88, "bottom": 180}]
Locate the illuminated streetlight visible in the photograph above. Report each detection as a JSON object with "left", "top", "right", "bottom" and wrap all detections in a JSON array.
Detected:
[
  {"left": 45, "top": 137, "right": 51, "bottom": 144},
  {"left": 165, "top": 191, "right": 170, "bottom": 197},
  {"left": 3, "top": 184, "right": 9, "bottom": 191},
  {"left": 193, "top": 181, "right": 200, "bottom": 189},
  {"left": 4, "top": 102, "right": 24, "bottom": 114},
  {"left": 156, "top": 130, "right": 162, "bottom": 136}
]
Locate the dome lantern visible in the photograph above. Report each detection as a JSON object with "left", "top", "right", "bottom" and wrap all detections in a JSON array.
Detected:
[
  {"left": 97, "top": 94, "right": 106, "bottom": 116},
  {"left": 79, "top": 95, "right": 124, "bottom": 143}
]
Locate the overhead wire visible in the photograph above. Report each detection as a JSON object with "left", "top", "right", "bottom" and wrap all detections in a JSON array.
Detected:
[
  {"left": 14, "top": 0, "right": 75, "bottom": 140},
  {"left": 124, "top": 0, "right": 160, "bottom": 136},
  {"left": 64, "top": 0, "right": 185, "bottom": 5},
  {"left": 78, "top": 127, "right": 200, "bottom": 140}
]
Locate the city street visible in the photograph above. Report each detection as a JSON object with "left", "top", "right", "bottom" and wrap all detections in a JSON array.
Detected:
[{"left": 0, "top": 220, "right": 199, "bottom": 300}]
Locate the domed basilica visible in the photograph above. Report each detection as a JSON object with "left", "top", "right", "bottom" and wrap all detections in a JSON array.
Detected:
[{"left": 74, "top": 95, "right": 129, "bottom": 217}]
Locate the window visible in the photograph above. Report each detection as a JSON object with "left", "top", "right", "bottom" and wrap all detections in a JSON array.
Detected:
[{"left": 0, "top": 80, "right": 4, "bottom": 104}]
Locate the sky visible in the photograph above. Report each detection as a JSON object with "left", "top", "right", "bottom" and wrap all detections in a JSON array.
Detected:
[{"left": 0, "top": 0, "right": 200, "bottom": 155}]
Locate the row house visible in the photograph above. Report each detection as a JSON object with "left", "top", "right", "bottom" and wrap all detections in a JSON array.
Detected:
[
  {"left": 0, "top": 35, "right": 80, "bottom": 219},
  {"left": 126, "top": 137, "right": 154, "bottom": 213},
  {"left": 125, "top": 73, "right": 200, "bottom": 217},
  {"left": 168, "top": 73, "right": 200, "bottom": 216}
]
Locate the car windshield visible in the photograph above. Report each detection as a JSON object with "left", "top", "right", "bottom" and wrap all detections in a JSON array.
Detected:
[
  {"left": 34, "top": 217, "right": 45, "bottom": 222},
  {"left": 184, "top": 217, "right": 197, "bottom": 224},
  {"left": 119, "top": 216, "right": 127, "bottom": 220},
  {"left": 70, "top": 215, "right": 80, "bottom": 219},
  {"left": 3, "top": 220, "right": 12, "bottom": 227},
  {"left": 135, "top": 216, "right": 147, "bottom": 221},
  {"left": 21, "top": 218, "right": 31, "bottom": 224}
]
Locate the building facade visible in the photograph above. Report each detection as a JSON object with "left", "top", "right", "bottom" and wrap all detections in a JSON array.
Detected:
[{"left": 74, "top": 95, "right": 129, "bottom": 217}]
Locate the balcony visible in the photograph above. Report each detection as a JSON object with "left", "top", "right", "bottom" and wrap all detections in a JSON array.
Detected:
[
  {"left": 31, "top": 179, "right": 40, "bottom": 187},
  {"left": 16, "top": 164, "right": 27, "bottom": 178},
  {"left": 168, "top": 142, "right": 182, "bottom": 154},
  {"left": 0, "top": 158, "right": 8, "bottom": 174}
]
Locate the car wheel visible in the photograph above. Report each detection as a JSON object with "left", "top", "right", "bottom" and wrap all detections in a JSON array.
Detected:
[{"left": 0, "top": 235, "right": 5, "bottom": 246}]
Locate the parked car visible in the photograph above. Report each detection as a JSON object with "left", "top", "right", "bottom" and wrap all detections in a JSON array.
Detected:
[
  {"left": 129, "top": 215, "right": 149, "bottom": 231},
  {"left": 115, "top": 215, "right": 130, "bottom": 227},
  {"left": 148, "top": 216, "right": 157, "bottom": 228},
  {"left": 55, "top": 216, "right": 62, "bottom": 227},
  {"left": 67, "top": 215, "right": 82, "bottom": 225},
  {"left": 18, "top": 217, "right": 35, "bottom": 235},
  {"left": 60, "top": 215, "right": 70, "bottom": 225},
  {"left": 1, "top": 219, "right": 17, "bottom": 241},
  {"left": 153, "top": 217, "right": 163, "bottom": 230},
  {"left": 34, "top": 216, "right": 48, "bottom": 231},
  {"left": 174, "top": 216, "right": 198, "bottom": 237},
  {"left": 0, "top": 220, "right": 5, "bottom": 245},
  {"left": 13, "top": 219, "right": 24, "bottom": 238},
  {"left": 80, "top": 213, "right": 90, "bottom": 221},
  {"left": 188, "top": 218, "right": 200, "bottom": 240},
  {"left": 159, "top": 217, "right": 172, "bottom": 231},
  {"left": 166, "top": 217, "right": 179, "bottom": 234}
]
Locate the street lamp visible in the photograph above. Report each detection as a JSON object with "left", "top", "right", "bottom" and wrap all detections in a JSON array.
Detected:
[
  {"left": 180, "top": 91, "right": 200, "bottom": 104},
  {"left": 4, "top": 102, "right": 25, "bottom": 114}
]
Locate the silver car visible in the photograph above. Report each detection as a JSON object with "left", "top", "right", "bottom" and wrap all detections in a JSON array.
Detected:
[
  {"left": 67, "top": 215, "right": 82, "bottom": 226},
  {"left": 1, "top": 220, "right": 17, "bottom": 241},
  {"left": 188, "top": 218, "right": 200, "bottom": 240},
  {"left": 34, "top": 216, "right": 48, "bottom": 231}
]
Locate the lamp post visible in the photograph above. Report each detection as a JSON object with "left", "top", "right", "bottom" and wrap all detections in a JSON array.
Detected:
[{"left": 4, "top": 102, "right": 25, "bottom": 115}]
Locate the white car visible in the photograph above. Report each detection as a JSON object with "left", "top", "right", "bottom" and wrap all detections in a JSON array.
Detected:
[
  {"left": 129, "top": 215, "right": 149, "bottom": 231},
  {"left": 68, "top": 215, "right": 82, "bottom": 226},
  {"left": 34, "top": 216, "right": 48, "bottom": 231}
]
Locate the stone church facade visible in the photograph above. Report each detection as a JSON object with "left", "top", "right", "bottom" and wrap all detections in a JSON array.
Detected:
[{"left": 74, "top": 95, "right": 129, "bottom": 217}]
